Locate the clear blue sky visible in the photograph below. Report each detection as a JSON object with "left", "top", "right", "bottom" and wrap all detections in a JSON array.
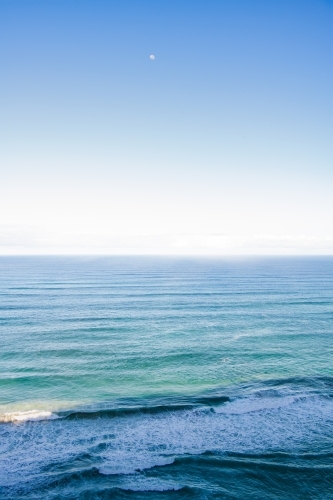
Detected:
[{"left": 1, "top": 0, "right": 332, "bottom": 254}]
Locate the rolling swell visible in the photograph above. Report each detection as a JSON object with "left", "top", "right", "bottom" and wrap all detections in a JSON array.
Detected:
[
  {"left": 1, "top": 375, "right": 332, "bottom": 424},
  {"left": 62, "top": 396, "right": 230, "bottom": 420},
  {"left": 63, "top": 404, "right": 200, "bottom": 421},
  {"left": 3, "top": 450, "right": 333, "bottom": 499},
  {"left": 3, "top": 374, "right": 331, "bottom": 424}
]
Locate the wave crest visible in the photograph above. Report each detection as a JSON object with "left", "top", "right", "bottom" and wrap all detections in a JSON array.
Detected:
[{"left": 0, "top": 410, "right": 59, "bottom": 423}]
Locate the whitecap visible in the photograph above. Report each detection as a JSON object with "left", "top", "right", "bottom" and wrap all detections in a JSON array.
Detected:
[
  {"left": 0, "top": 410, "right": 59, "bottom": 423},
  {"left": 214, "top": 395, "right": 298, "bottom": 414}
]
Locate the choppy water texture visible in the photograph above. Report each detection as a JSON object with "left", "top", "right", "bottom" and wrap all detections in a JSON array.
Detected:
[{"left": 1, "top": 257, "right": 333, "bottom": 499}]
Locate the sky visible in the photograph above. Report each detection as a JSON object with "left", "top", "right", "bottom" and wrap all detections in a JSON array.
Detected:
[{"left": 0, "top": 0, "right": 332, "bottom": 255}]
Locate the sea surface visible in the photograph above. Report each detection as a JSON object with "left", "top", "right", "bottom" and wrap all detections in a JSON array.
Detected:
[{"left": 1, "top": 256, "right": 333, "bottom": 499}]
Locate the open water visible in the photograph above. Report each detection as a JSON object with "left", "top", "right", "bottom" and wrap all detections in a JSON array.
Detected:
[{"left": 1, "top": 257, "right": 333, "bottom": 499}]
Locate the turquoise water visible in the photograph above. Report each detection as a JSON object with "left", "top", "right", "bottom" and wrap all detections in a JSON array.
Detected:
[{"left": 1, "top": 257, "right": 333, "bottom": 499}]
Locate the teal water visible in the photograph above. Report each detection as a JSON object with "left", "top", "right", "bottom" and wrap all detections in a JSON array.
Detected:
[{"left": 1, "top": 257, "right": 333, "bottom": 499}]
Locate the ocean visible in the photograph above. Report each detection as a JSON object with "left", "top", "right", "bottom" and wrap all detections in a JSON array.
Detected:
[{"left": 1, "top": 256, "right": 333, "bottom": 499}]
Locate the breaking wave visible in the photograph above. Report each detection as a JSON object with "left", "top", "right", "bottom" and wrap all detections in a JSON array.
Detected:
[{"left": 1, "top": 380, "right": 333, "bottom": 499}]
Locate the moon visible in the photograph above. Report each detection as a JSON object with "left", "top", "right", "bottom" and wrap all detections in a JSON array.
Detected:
[{"left": 149, "top": 54, "right": 155, "bottom": 60}]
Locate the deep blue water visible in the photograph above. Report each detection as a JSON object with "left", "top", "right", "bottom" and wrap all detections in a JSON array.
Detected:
[{"left": 1, "top": 257, "right": 333, "bottom": 499}]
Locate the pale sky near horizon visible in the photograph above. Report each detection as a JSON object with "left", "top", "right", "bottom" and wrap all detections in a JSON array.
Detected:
[{"left": 1, "top": 0, "right": 332, "bottom": 255}]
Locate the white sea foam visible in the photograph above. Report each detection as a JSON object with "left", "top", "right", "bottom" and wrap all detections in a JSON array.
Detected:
[
  {"left": 1, "top": 392, "right": 332, "bottom": 489},
  {"left": 0, "top": 410, "right": 59, "bottom": 423},
  {"left": 214, "top": 394, "right": 298, "bottom": 414}
]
